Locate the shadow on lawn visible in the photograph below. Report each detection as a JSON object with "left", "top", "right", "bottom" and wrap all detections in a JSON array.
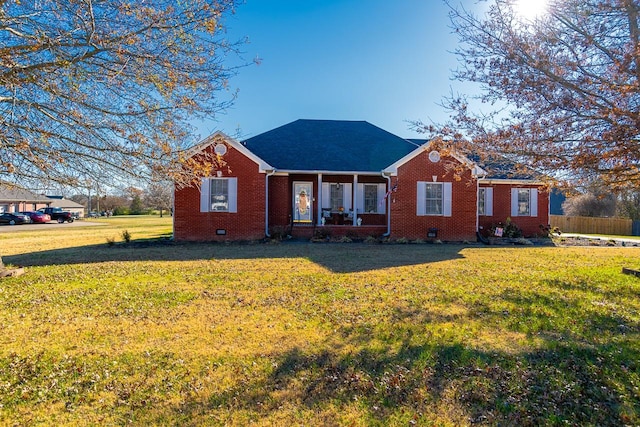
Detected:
[
  {"left": 4, "top": 238, "right": 469, "bottom": 273},
  {"left": 163, "top": 309, "right": 639, "bottom": 426}
]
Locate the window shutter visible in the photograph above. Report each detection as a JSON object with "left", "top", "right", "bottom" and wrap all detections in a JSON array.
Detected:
[
  {"left": 200, "top": 178, "right": 210, "bottom": 212},
  {"left": 321, "top": 183, "right": 330, "bottom": 209},
  {"left": 485, "top": 187, "right": 493, "bottom": 216},
  {"left": 416, "top": 182, "right": 426, "bottom": 216},
  {"left": 511, "top": 188, "right": 519, "bottom": 217},
  {"left": 530, "top": 188, "right": 538, "bottom": 217},
  {"left": 356, "top": 183, "right": 365, "bottom": 214},
  {"left": 377, "top": 183, "right": 386, "bottom": 214},
  {"left": 443, "top": 182, "right": 452, "bottom": 217},
  {"left": 228, "top": 178, "right": 238, "bottom": 213},
  {"left": 343, "top": 183, "right": 352, "bottom": 211}
]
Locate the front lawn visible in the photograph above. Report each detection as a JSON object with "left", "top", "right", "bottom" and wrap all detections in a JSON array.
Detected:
[{"left": 0, "top": 217, "right": 638, "bottom": 425}]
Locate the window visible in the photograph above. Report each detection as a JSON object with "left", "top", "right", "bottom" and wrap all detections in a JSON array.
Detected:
[
  {"left": 200, "top": 177, "right": 237, "bottom": 213},
  {"left": 417, "top": 182, "right": 452, "bottom": 216},
  {"left": 478, "top": 187, "right": 493, "bottom": 216},
  {"left": 210, "top": 179, "right": 229, "bottom": 211},
  {"left": 425, "top": 183, "right": 443, "bottom": 215},
  {"left": 330, "top": 183, "right": 344, "bottom": 211},
  {"left": 364, "top": 184, "right": 378, "bottom": 213},
  {"left": 356, "top": 183, "right": 385, "bottom": 214},
  {"left": 511, "top": 188, "right": 538, "bottom": 217},
  {"left": 322, "top": 182, "right": 352, "bottom": 213},
  {"left": 518, "top": 189, "right": 530, "bottom": 216}
]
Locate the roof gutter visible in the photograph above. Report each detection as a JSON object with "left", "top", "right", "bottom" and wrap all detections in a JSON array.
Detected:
[
  {"left": 264, "top": 169, "right": 276, "bottom": 238},
  {"left": 271, "top": 169, "right": 383, "bottom": 176},
  {"left": 479, "top": 178, "right": 545, "bottom": 185},
  {"left": 381, "top": 171, "right": 392, "bottom": 237}
]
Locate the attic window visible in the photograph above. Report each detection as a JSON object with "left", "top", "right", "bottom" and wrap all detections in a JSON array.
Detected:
[{"left": 214, "top": 144, "right": 227, "bottom": 156}]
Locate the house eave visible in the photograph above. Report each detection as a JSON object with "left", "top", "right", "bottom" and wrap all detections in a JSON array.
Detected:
[
  {"left": 479, "top": 178, "right": 545, "bottom": 185},
  {"left": 270, "top": 169, "right": 386, "bottom": 176}
]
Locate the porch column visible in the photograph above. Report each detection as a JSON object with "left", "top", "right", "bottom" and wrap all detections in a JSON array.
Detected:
[
  {"left": 352, "top": 174, "right": 358, "bottom": 225},
  {"left": 317, "top": 173, "right": 323, "bottom": 226}
]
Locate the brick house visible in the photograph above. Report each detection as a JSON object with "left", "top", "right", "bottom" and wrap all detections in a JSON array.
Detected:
[
  {"left": 0, "top": 186, "right": 51, "bottom": 213},
  {"left": 173, "top": 120, "right": 549, "bottom": 241}
]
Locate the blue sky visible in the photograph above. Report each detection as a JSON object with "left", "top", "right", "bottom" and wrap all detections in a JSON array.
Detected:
[{"left": 205, "top": 0, "right": 473, "bottom": 140}]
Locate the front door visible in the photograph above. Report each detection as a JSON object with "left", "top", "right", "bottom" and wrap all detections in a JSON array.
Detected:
[{"left": 293, "top": 182, "right": 313, "bottom": 223}]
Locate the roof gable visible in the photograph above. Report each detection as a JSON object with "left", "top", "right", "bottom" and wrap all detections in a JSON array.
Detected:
[
  {"left": 385, "top": 140, "right": 484, "bottom": 176},
  {"left": 242, "top": 120, "right": 418, "bottom": 172},
  {"left": 190, "top": 131, "right": 273, "bottom": 172},
  {"left": 407, "top": 139, "right": 540, "bottom": 181}
]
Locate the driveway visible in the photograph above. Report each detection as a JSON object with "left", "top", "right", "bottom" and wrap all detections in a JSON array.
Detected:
[{"left": 0, "top": 220, "right": 102, "bottom": 232}]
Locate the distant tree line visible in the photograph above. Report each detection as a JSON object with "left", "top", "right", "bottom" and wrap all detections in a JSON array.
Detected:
[{"left": 70, "top": 182, "right": 172, "bottom": 217}]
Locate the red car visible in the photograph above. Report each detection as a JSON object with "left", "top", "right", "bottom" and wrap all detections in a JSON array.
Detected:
[{"left": 21, "top": 211, "right": 51, "bottom": 223}]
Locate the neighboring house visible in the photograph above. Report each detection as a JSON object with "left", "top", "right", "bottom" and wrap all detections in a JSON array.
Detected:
[
  {"left": 549, "top": 189, "right": 567, "bottom": 215},
  {"left": 0, "top": 186, "right": 51, "bottom": 213},
  {"left": 173, "top": 119, "right": 549, "bottom": 242},
  {"left": 46, "top": 196, "right": 86, "bottom": 218}
]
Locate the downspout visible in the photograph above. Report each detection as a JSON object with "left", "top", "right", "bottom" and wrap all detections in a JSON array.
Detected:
[
  {"left": 264, "top": 169, "right": 276, "bottom": 237},
  {"left": 381, "top": 171, "right": 392, "bottom": 237},
  {"left": 476, "top": 175, "right": 480, "bottom": 234},
  {"left": 171, "top": 183, "right": 175, "bottom": 240},
  {"left": 476, "top": 169, "right": 489, "bottom": 244}
]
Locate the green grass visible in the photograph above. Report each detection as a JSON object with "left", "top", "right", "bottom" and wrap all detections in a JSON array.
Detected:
[{"left": 0, "top": 216, "right": 639, "bottom": 425}]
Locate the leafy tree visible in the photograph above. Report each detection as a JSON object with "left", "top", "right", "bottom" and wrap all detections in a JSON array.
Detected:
[
  {"left": 418, "top": 0, "right": 640, "bottom": 189},
  {"left": 0, "top": 0, "right": 246, "bottom": 272}
]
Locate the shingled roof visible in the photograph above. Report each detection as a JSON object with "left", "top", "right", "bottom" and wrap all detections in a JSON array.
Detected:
[
  {"left": 242, "top": 119, "right": 419, "bottom": 172},
  {"left": 0, "top": 185, "right": 50, "bottom": 203}
]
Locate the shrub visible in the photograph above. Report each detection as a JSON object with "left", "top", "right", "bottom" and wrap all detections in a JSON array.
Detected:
[
  {"left": 312, "top": 228, "right": 331, "bottom": 242},
  {"left": 491, "top": 217, "right": 522, "bottom": 238},
  {"left": 269, "top": 226, "right": 289, "bottom": 241},
  {"left": 364, "top": 235, "right": 379, "bottom": 244},
  {"left": 121, "top": 230, "right": 131, "bottom": 243},
  {"left": 106, "top": 236, "right": 116, "bottom": 246}
]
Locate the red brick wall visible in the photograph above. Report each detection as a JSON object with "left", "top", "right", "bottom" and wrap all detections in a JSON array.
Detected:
[
  {"left": 479, "top": 183, "right": 550, "bottom": 237},
  {"left": 174, "top": 144, "right": 266, "bottom": 241},
  {"left": 391, "top": 152, "right": 478, "bottom": 241},
  {"left": 268, "top": 175, "right": 291, "bottom": 230}
]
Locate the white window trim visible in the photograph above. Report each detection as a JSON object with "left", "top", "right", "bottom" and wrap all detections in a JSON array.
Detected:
[
  {"left": 511, "top": 188, "right": 538, "bottom": 217},
  {"left": 479, "top": 187, "right": 493, "bottom": 216},
  {"left": 200, "top": 177, "right": 237, "bottom": 213},
  {"left": 321, "top": 182, "right": 352, "bottom": 211},
  {"left": 357, "top": 183, "right": 386, "bottom": 214},
  {"left": 417, "top": 181, "right": 452, "bottom": 217}
]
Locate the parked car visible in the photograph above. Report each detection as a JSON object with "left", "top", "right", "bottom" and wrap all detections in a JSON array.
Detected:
[
  {"left": 37, "top": 207, "right": 74, "bottom": 223},
  {"left": 20, "top": 211, "right": 51, "bottom": 224},
  {"left": 0, "top": 213, "right": 30, "bottom": 225}
]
